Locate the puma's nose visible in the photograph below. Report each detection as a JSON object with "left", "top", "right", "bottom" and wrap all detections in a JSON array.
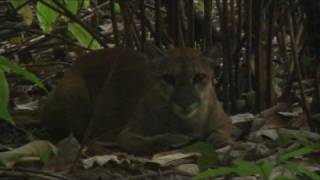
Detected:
[
  {"left": 178, "top": 103, "right": 197, "bottom": 113},
  {"left": 172, "top": 102, "right": 199, "bottom": 118}
]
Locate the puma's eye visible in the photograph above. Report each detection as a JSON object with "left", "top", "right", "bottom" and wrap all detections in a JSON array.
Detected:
[
  {"left": 161, "top": 74, "right": 175, "bottom": 85},
  {"left": 193, "top": 73, "right": 207, "bottom": 84}
]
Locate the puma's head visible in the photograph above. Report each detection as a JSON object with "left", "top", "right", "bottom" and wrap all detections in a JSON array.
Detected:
[{"left": 145, "top": 48, "right": 217, "bottom": 121}]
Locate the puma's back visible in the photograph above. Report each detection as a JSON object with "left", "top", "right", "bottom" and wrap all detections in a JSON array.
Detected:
[{"left": 40, "top": 48, "right": 148, "bottom": 139}]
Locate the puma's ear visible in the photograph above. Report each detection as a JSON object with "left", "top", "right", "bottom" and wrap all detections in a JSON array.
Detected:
[
  {"left": 144, "top": 41, "right": 164, "bottom": 59},
  {"left": 202, "top": 43, "right": 223, "bottom": 78}
]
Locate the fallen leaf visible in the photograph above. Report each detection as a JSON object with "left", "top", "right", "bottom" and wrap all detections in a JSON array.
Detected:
[
  {"left": 231, "top": 113, "right": 255, "bottom": 124},
  {"left": 248, "top": 129, "right": 280, "bottom": 142},
  {"left": 14, "top": 100, "right": 39, "bottom": 111},
  {"left": 0, "top": 140, "right": 57, "bottom": 167},
  {"left": 174, "top": 163, "right": 199, "bottom": 176},
  {"left": 278, "top": 111, "right": 299, "bottom": 117},
  {"left": 148, "top": 152, "right": 200, "bottom": 168},
  {"left": 82, "top": 154, "right": 130, "bottom": 169}
]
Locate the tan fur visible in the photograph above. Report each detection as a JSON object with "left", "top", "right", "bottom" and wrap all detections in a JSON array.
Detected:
[{"left": 40, "top": 48, "right": 232, "bottom": 154}]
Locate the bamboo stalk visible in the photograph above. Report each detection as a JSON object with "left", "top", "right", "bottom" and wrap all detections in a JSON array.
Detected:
[{"left": 266, "top": 0, "right": 275, "bottom": 107}]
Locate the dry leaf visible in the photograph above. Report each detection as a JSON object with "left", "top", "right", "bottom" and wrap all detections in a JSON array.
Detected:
[
  {"left": 231, "top": 113, "right": 255, "bottom": 124},
  {"left": 148, "top": 152, "right": 200, "bottom": 168},
  {"left": 174, "top": 163, "right": 199, "bottom": 176},
  {"left": 82, "top": 155, "right": 130, "bottom": 169},
  {"left": 0, "top": 140, "right": 57, "bottom": 167}
]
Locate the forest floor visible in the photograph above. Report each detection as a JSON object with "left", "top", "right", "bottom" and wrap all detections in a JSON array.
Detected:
[{"left": 1, "top": 60, "right": 320, "bottom": 179}]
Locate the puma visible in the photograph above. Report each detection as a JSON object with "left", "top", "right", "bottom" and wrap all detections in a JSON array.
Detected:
[{"left": 40, "top": 47, "right": 233, "bottom": 154}]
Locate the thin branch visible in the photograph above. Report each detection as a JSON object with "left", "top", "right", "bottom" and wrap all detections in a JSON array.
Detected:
[
  {"left": 111, "top": 0, "right": 120, "bottom": 46},
  {"left": 288, "top": 12, "right": 313, "bottom": 130},
  {"left": 0, "top": 167, "right": 72, "bottom": 180}
]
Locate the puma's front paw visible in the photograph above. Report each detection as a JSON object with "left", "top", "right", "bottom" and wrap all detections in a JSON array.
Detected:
[
  {"left": 152, "top": 133, "right": 193, "bottom": 149},
  {"left": 206, "top": 131, "right": 233, "bottom": 148}
]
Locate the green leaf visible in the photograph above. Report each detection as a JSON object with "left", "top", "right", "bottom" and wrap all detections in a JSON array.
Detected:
[
  {"left": 39, "top": 142, "right": 58, "bottom": 162},
  {"left": 194, "top": 167, "right": 235, "bottom": 179},
  {"left": 0, "top": 56, "right": 47, "bottom": 92},
  {"left": 277, "top": 131, "right": 297, "bottom": 146},
  {"left": 0, "top": 70, "right": 13, "bottom": 124},
  {"left": 68, "top": 22, "right": 102, "bottom": 50},
  {"left": 275, "top": 176, "right": 296, "bottom": 180},
  {"left": 0, "top": 160, "right": 6, "bottom": 167},
  {"left": 36, "top": 0, "right": 59, "bottom": 32},
  {"left": 10, "top": 0, "right": 34, "bottom": 26},
  {"left": 65, "top": 0, "right": 79, "bottom": 15},
  {"left": 182, "top": 142, "right": 219, "bottom": 169},
  {"left": 301, "top": 168, "right": 320, "bottom": 180},
  {"left": 195, "top": 160, "right": 274, "bottom": 179},
  {"left": 285, "top": 162, "right": 320, "bottom": 180},
  {"left": 10, "top": 0, "right": 27, "bottom": 8},
  {"left": 294, "top": 131, "right": 316, "bottom": 147},
  {"left": 0, "top": 140, "right": 58, "bottom": 167},
  {"left": 302, "top": 168, "right": 320, "bottom": 180},
  {"left": 0, "top": 63, "right": 9, "bottom": 72},
  {"left": 260, "top": 161, "right": 273, "bottom": 179},
  {"left": 113, "top": 2, "right": 121, "bottom": 13},
  {"left": 233, "top": 160, "right": 262, "bottom": 176},
  {"left": 78, "top": 0, "right": 90, "bottom": 9},
  {"left": 194, "top": 0, "right": 204, "bottom": 15},
  {"left": 0, "top": 70, "right": 9, "bottom": 105},
  {"left": 183, "top": 142, "right": 216, "bottom": 154},
  {"left": 285, "top": 162, "right": 303, "bottom": 177},
  {"left": 279, "top": 147, "right": 315, "bottom": 162}
]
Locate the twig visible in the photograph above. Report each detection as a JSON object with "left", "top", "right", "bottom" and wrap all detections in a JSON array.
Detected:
[
  {"left": 204, "top": 0, "right": 213, "bottom": 48},
  {"left": 12, "top": 27, "right": 92, "bottom": 51},
  {"left": 111, "top": 0, "right": 120, "bottom": 46},
  {"left": 187, "top": 0, "right": 194, "bottom": 47},
  {"left": 155, "top": 0, "right": 161, "bottom": 46},
  {"left": 0, "top": 167, "right": 73, "bottom": 180},
  {"left": 139, "top": 0, "right": 146, "bottom": 49},
  {"left": 266, "top": 0, "right": 275, "bottom": 107},
  {"left": 288, "top": 11, "right": 313, "bottom": 130},
  {"left": 81, "top": 1, "right": 111, "bottom": 21},
  {"left": 253, "top": 0, "right": 263, "bottom": 112},
  {"left": 113, "top": 170, "right": 192, "bottom": 180},
  {"left": 119, "top": 0, "right": 133, "bottom": 47}
]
